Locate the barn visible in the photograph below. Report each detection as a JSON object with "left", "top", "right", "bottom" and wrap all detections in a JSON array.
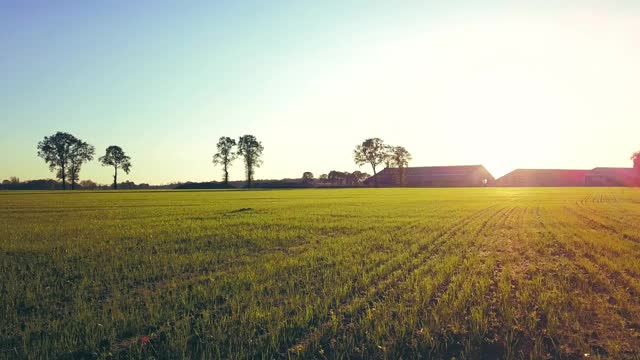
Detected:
[
  {"left": 585, "top": 168, "right": 640, "bottom": 186},
  {"left": 495, "top": 169, "right": 589, "bottom": 187},
  {"left": 363, "top": 165, "right": 494, "bottom": 187}
]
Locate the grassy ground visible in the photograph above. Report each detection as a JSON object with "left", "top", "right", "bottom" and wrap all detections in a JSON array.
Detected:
[{"left": 1, "top": 188, "right": 640, "bottom": 359}]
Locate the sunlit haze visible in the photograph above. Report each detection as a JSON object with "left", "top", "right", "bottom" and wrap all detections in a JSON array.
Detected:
[{"left": 1, "top": 1, "right": 639, "bottom": 184}]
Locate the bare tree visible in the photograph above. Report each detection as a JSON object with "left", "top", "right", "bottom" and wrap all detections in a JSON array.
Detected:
[
  {"left": 99, "top": 146, "right": 132, "bottom": 189},
  {"left": 213, "top": 136, "right": 238, "bottom": 185},
  {"left": 353, "top": 138, "right": 387, "bottom": 186},
  {"left": 37, "top": 132, "right": 86, "bottom": 190},
  {"left": 237, "top": 135, "right": 264, "bottom": 188}
]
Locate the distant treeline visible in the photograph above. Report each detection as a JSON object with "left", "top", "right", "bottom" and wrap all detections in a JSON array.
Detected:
[
  {"left": 22, "top": 131, "right": 638, "bottom": 191},
  {"left": 0, "top": 175, "right": 371, "bottom": 191},
  {"left": 0, "top": 178, "right": 164, "bottom": 191}
]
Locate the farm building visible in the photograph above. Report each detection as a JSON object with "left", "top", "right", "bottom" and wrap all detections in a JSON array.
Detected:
[
  {"left": 495, "top": 169, "right": 590, "bottom": 187},
  {"left": 585, "top": 167, "right": 640, "bottom": 186},
  {"left": 363, "top": 165, "right": 494, "bottom": 187}
]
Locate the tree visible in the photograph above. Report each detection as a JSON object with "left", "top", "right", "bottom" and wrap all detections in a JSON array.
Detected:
[
  {"left": 319, "top": 174, "right": 328, "bottom": 181},
  {"left": 302, "top": 172, "right": 314, "bottom": 185},
  {"left": 9, "top": 176, "right": 20, "bottom": 184},
  {"left": 66, "top": 140, "right": 95, "bottom": 190},
  {"left": 99, "top": 146, "right": 132, "bottom": 190},
  {"left": 212, "top": 136, "right": 238, "bottom": 185},
  {"left": 237, "top": 135, "right": 264, "bottom": 188},
  {"left": 389, "top": 146, "right": 412, "bottom": 186},
  {"left": 79, "top": 179, "right": 97, "bottom": 190},
  {"left": 353, "top": 138, "right": 387, "bottom": 186},
  {"left": 328, "top": 170, "right": 348, "bottom": 185},
  {"left": 383, "top": 145, "right": 395, "bottom": 168},
  {"left": 37, "top": 132, "right": 84, "bottom": 190},
  {"left": 351, "top": 171, "right": 370, "bottom": 184},
  {"left": 632, "top": 151, "right": 640, "bottom": 170}
]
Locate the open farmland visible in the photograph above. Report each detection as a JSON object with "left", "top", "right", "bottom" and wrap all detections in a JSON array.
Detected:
[{"left": 1, "top": 188, "right": 640, "bottom": 359}]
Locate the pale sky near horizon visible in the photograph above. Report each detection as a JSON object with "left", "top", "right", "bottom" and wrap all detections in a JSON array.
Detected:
[{"left": 1, "top": 1, "right": 639, "bottom": 184}]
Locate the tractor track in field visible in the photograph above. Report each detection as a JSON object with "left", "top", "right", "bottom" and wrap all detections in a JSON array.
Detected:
[
  {"left": 280, "top": 205, "right": 507, "bottom": 356},
  {"left": 446, "top": 206, "right": 523, "bottom": 359},
  {"left": 332, "top": 205, "right": 511, "bottom": 359},
  {"left": 540, "top": 207, "right": 640, "bottom": 299},
  {"left": 283, "top": 205, "right": 511, "bottom": 358},
  {"left": 410, "top": 206, "right": 522, "bottom": 359},
  {"left": 575, "top": 201, "right": 640, "bottom": 230},
  {"left": 474, "top": 207, "right": 523, "bottom": 354},
  {"left": 128, "top": 219, "right": 423, "bottom": 302},
  {"left": 534, "top": 208, "right": 640, "bottom": 357},
  {"left": 562, "top": 206, "right": 640, "bottom": 287},
  {"left": 564, "top": 205, "right": 640, "bottom": 245},
  {"left": 112, "top": 205, "right": 504, "bottom": 358}
]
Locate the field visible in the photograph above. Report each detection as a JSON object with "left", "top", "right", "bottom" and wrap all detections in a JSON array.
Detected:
[{"left": 1, "top": 188, "right": 640, "bottom": 359}]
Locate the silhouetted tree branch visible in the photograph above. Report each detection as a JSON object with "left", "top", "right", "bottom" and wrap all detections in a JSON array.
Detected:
[
  {"left": 37, "top": 132, "right": 91, "bottom": 190},
  {"left": 389, "top": 146, "right": 412, "bottom": 186},
  {"left": 353, "top": 138, "right": 387, "bottom": 186},
  {"left": 99, "top": 146, "right": 132, "bottom": 190},
  {"left": 213, "top": 137, "right": 238, "bottom": 185},
  {"left": 237, "top": 135, "right": 264, "bottom": 188}
]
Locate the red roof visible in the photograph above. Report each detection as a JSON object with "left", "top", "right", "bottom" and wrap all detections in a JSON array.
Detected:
[
  {"left": 586, "top": 167, "right": 640, "bottom": 186},
  {"left": 496, "top": 169, "right": 589, "bottom": 186},
  {"left": 364, "top": 165, "right": 494, "bottom": 186}
]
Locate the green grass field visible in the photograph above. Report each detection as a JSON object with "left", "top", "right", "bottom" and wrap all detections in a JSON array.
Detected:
[{"left": 2, "top": 188, "right": 640, "bottom": 359}]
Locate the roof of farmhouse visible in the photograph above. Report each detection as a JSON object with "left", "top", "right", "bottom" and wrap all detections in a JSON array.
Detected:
[{"left": 365, "top": 165, "right": 494, "bottom": 182}]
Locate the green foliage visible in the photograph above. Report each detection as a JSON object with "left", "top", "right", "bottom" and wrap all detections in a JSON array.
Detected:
[
  {"left": 237, "top": 135, "right": 264, "bottom": 187},
  {"left": 212, "top": 137, "right": 238, "bottom": 184},
  {"left": 36, "top": 132, "right": 94, "bottom": 190},
  {"left": 1, "top": 188, "right": 640, "bottom": 358},
  {"left": 302, "top": 172, "right": 314, "bottom": 184},
  {"left": 99, "top": 146, "right": 132, "bottom": 189},
  {"left": 66, "top": 140, "right": 96, "bottom": 190},
  {"left": 353, "top": 138, "right": 386, "bottom": 176}
]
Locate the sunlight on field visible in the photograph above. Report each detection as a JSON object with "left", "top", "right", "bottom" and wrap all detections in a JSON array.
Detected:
[{"left": 1, "top": 188, "right": 640, "bottom": 358}]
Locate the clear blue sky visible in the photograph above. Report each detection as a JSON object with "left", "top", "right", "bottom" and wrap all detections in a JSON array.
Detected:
[{"left": 2, "top": 0, "right": 639, "bottom": 184}]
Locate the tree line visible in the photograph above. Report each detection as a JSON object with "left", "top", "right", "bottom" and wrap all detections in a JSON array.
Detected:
[
  {"left": 27, "top": 132, "right": 640, "bottom": 190},
  {"left": 296, "top": 138, "right": 411, "bottom": 187},
  {"left": 296, "top": 171, "right": 370, "bottom": 186},
  {"left": 36, "top": 132, "right": 132, "bottom": 190}
]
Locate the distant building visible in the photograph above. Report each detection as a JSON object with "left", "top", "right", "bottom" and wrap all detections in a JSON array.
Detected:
[
  {"left": 585, "top": 168, "right": 640, "bottom": 186},
  {"left": 363, "top": 165, "right": 494, "bottom": 187},
  {"left": 495, "top": 169, "right": 589, "bottom": 187}
]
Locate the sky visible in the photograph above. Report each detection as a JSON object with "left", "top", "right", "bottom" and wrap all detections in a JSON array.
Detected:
[{"left": 1, "top": 0, "right": 639, "bottom": 184}]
